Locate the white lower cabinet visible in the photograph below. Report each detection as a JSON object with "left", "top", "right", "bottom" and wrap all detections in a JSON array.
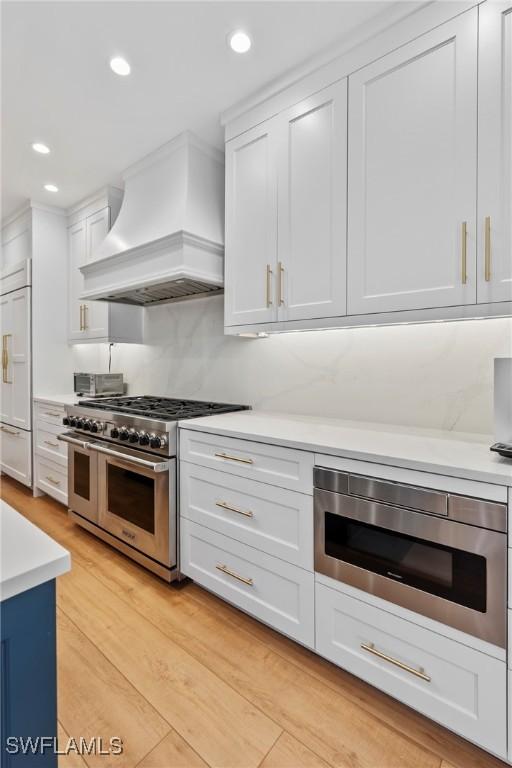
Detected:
[
  {"left": 33, "top": 399, "right": 68, "bottom": 504},
  {"left": 180, "top": 518, "right": 315, "bottom": 647},
  {"left": 35, "top": 455, "right": 68, "bottom": 506},
  {"left": 180, "top": 462, "right": 313, "bottom": 569},
  {"left": 35, "top": 419, "right": 67, "bottom": 466},
  {"left": 315, "top": 582, "right": 507, "bottom": 758},
  {"left": 0, "top": 424, "right": 31, "bottom": 487},
  {"left": 180, "top": 429, "right": 314, "bottom": 494}
]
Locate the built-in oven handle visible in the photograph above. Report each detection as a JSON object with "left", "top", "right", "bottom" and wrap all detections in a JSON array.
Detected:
[
  {"left": 87, "top": 442, "right": 170, "bottom": 473},
  {"left": 57, "top": 432, "right": 92, "bottom": 450}
]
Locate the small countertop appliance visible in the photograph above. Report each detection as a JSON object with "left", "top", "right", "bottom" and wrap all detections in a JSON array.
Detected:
[{"left": 74, "top": 372, "right": 124, "bottom": 398}]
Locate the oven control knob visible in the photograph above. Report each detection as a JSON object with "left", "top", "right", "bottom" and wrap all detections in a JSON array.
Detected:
[
  {"left": 90, "top": 421, "right": 103, "bottom": 434},
  {"left": 119, "top": 428, "right": 129, "bottom": 441},
  {"left": 63, "top": 417, "right": 70, "bottom": 426},
  {"left": 128, "top": 430, "right": 139, "bottom": 443},
  {"left": 110, "top": 427, "right": 119, "bottom": 438},
  {"left": 76, "top": 419, "right": 85, "bottom": 429},
  {"left": 69, "top": 417, "right": 77, "bottom": 427},
  {"left": 138, "top": 432, "right": 150, "bottom": 446},
  {"left": 82, "top": 420, "right": 92, "bottom": 431},
  {"left": 150, "top": 434, "right": 167, "bottom": 449}
]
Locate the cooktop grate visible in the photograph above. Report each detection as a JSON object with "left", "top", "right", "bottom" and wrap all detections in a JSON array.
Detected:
[{"left": 78, "top": 395, "right": 249, "bottom": 421}]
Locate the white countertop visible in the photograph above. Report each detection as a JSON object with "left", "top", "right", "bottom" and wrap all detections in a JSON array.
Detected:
[
  {"left": 180, "top": 411, "right": 512, "bottom": 487},
  {"left": 34, "top": 393, "right": 81, "bottom": 406},
  {"left": 0, "top": 501, "right": 71, "bottom": 601}
]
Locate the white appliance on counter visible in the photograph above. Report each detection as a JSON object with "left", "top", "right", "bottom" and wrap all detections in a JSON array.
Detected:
[{"left": 0, "top": 258, "right": 32, "bottom": 486}]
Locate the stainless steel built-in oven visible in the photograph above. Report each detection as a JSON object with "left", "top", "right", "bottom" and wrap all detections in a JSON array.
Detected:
[
  {"left": 314, "top": 467, "right": 507, "bottom": 648},
  {"left": 60, "top": 432, "right": 176, "bottom": 578}
]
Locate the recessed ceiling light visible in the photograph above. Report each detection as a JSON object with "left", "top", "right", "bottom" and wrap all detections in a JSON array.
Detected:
[
  {"left": 229, "top": 30, "right": 251, "bottom": 54},
  {"left": 32, "top": 142, "right": 50, "bottom": 154},
  {"left": 110, "top": 56, "right": 131, "bottom": 76},
  {"left": 44, "top": 184, "right": 58, "bottom": 193}
]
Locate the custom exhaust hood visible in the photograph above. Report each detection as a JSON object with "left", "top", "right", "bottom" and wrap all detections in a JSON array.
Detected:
[{"left": 80, "top": 132, "right": 225, "bottom": 306}]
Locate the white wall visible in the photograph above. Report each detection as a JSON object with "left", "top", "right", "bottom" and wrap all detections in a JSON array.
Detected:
[{"left": 70, "top": 296, "right": 512, "bottom": 435}]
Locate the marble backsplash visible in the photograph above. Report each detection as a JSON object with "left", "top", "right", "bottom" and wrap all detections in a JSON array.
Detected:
[{"left": 71, "top": 295, "right": 512, "bottom": 435}]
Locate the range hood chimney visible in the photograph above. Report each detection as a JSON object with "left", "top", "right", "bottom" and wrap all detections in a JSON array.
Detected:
[{"left": 80, "top": 132, "right": 224, "bottom": 306}]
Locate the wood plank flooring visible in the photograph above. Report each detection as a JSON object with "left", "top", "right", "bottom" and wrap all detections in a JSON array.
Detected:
[{"left": 1, "top": 476, "right": 506, "bottom": 768}]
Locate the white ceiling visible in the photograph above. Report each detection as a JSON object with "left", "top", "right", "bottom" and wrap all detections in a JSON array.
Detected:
[{"left": 2, "top": 0, "right": 408, "bottom": 219}]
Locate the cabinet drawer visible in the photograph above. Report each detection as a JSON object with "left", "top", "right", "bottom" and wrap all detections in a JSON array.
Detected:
[
  {"left": 35, "top": 456, "right": 68, "bottom": 506},
  {"left": 35, "top": 420, "right": 67, "bottom": 466},
  {"left": 180, "top": 430, "right": 313, "bottom": 494},
  {"left": 180, "top": 463, "right": 313, "bottom": 569},
  {"left": 180, "top": 519, "right": 314, "bottom": 646},
  {"left": 0, "top": 425, "right": 31, "bottom": 487},
  {"left": 316, "top": 583, "right": 507, "bottom": 757},
  {"left": 34, "top": 401, "right": 66, "bottom": 427}
]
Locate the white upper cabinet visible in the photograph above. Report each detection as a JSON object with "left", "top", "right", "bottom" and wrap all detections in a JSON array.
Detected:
[
  {"left": 347, "top": 10, "right": 478, "bottom": 315},
  {"left": 68, "top": 219, "right": 87, "bottom": 341},
  {"left": 225, "top": 80, "right": 348, "bottom": 328},
  {"left": 225, "top": 122, "right": 278, "bottom": 327},
  {"left": 478, "top": 2, "right": 512, "bottom": 304},
  {"left": 0, "top": 286, "right": 31, "bottom": 430},
  {"left": 67, "top": 197, "right": 143, "bottom": 344},
  {"left": 277, "top": 81, "right": 347, "bottom": 322}
]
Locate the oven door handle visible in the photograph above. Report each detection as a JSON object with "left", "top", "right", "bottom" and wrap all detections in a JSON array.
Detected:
[
  {"left": 57, "top": 432, "right": 92, "bottom": 450},
  {"left": 88, "top": 442, "right": 170, "bottom": 473}
]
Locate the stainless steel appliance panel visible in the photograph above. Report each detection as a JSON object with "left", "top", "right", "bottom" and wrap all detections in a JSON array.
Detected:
[{"left": 314, "top": 482, "right": 507, "bottom": 648}]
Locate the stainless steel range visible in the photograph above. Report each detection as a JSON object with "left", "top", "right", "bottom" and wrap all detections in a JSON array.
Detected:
[{"left": 58, "top": 396, "right": 248, "bottom": 581}]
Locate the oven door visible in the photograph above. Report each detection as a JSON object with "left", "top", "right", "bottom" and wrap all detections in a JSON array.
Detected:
[
  {"left": 92, "top": 442, "right": 175, "bottom": 568},
  {"left": 58, "top": 432, "right": 98, "bottom": 522},
  {"left": 314, "top": 489, "right": 507, "bottom": 647}
]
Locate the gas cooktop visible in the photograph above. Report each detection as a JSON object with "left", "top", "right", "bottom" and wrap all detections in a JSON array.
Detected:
[{"left": 78, "top": 395, "right": 249, "bottom": 421}]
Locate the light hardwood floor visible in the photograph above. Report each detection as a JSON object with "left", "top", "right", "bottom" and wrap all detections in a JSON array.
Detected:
[{"left": 1, "top": 476, "right": 506, "bottom": 768}]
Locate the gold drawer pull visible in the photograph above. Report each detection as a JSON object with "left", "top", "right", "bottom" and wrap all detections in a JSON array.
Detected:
[
  {"left": 361, "top": 642, "right": 431, "bottom": 683},
  {"left": 461, "top": 221, "right": 468, "bottom": 285},
  {"left": 46, "top": 476, "right": 61, "bottom": 486},
  {"left": 2, "top": 334, "right": 12, "bottom": 384},
  {"left": 1, "top": 426, "right": 19, "bottom": 436},
  {"left": 278, "top": 261, "right": 285, "bottom": 305},
  {"left": 44, "top": 411, "right": 61, "bottom": 418},
  {"left": 484, "top": 215, "right": 491, "bottom": 281},
  {"left": 44, "top": 440, "right": 59, "bottom": 448},
  {"left": 216, "top": 500, "right": 254, "bottom": 518},
  {"left": 266, "top": 264, "right": 273, "bottom": 307},
  {"left": 214, "top": 452, "right": 253, "bottom": 465},
  {"left": 216, "top": 563, "right": 253, "bottom": 586}
]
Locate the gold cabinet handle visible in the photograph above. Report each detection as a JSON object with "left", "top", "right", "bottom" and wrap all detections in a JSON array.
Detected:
[
  {"left": 44, "top": 440, "right": 59, "bottom": 448},
  {"left": 83, "top": 303, "right": 88, "bottom": 330},
  {"left": 46, "top": 476, "right": 61, "bottom": 486},
  {"left": 44, "top": 411, "right": 61, "bottom": 418},
  {"left": 266, "top": 264, "right": 273, "bottom": 308},
  {"left": 361, "top": 642, "right": 431, "bottom": 682},
  {"left": 484, "top": 215, "right": 491, "bottom": 282},
  {"left": 214, "top": 452, "right": 254, "bottom": 465},
  {"left": 278, "top": 261, "right": 285, "bottom": 305},
  {"left": 0, "top": 426, "right": 19, "bottom": 436},
  {"left": 79, "top": 304, "right": 84, "bottom": 331},
  {"left": 2, "top": 334, "right": 12, "bottom": 384},
  {"left": 216, "top": 500, "right": 254, "bottom": 518},
  {"left": 461, "top": 221, "right": 468, "bottom": 285},
  {"left": 216, "top": 563, "right": 253, "bottom": 586}
]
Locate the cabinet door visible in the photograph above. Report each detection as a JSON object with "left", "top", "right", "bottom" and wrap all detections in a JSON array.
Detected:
[
  {"left": 347, "top": 10, "right": 478, "bottom": 315},
  {"left": 0, "top": 288, "right": 31, "bottom": 431},
  {"left": 225, "top": 121, "right": 278, "bottom": 327},
  {"left": 67, "top": 220, "right": 87, "bottom": 341},
  {"left": 478, "top": 2, "right": 512, "bottom": 304},
  {"left": 277, "top": 80, "right": 347, "bottom": 321},
  {"left": 83, "top": 209, "right": 110, "bottom": 339}
]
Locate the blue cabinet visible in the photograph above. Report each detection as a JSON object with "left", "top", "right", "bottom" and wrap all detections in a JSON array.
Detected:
[{"left": 1, "top": 580, "right": 57, "bottom": 767}]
